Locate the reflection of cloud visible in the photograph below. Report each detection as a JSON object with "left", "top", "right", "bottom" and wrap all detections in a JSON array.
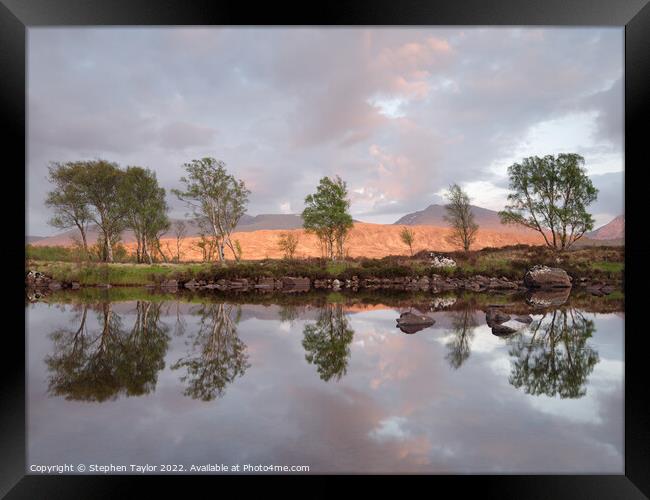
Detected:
[
  {"left": 28, "top": 302, "right": 624, "bottom": 473},
  {"left": 528, "top": 394, "right": 602, "bottom": 425},
  {"left": 369, "top": 416, "right": 411, "bottom": 441}
]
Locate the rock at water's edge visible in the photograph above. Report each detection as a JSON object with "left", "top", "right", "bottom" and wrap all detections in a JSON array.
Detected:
[{"left": 523, "top": 265, "right": 571, "bottom": 289}]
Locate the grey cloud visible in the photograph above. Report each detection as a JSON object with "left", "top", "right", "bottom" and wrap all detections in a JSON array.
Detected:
[
  {"left": 158, "top": 121, "right": 218, "bottom": 150},
  {"left": 27, "top": 27, "right": 623, "bottom": 236},
  {"left": 590, "top": 172, "right": 624, "bottom": 220}
]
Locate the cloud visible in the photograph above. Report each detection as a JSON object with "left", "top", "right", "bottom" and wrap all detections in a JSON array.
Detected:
[
  {"left": 158, "top": 121, "right": 217, "bottom": 150},
  {"left": 27, "top": 27, "right": 623, "bottom": 235}
]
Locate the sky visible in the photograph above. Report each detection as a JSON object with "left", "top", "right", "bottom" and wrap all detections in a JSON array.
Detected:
[{"left": 27, "top": 27, "right": 624, "bottom": 236}]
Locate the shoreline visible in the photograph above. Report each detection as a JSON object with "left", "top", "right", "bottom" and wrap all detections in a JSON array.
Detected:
[{"left": 25, "top": 246, "right": 624, "bottom": 296}]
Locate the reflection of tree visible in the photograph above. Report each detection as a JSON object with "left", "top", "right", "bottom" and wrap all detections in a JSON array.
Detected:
[
  {"left": 278, "top": 304, "right": 304, "bottom": 326},
  {"left": 302, "top": 304, "right": 354, "bottom": 382},
  {"left": 445, "top": 307, "right": 478, "bottom": 369},
  {"left": 171, "top": 303, "right": 249, "bottom": 401},
  {"left": 45, "top": 301, "right": 169, "bottom": 402},
  {"left": 508, "top": 308, "right": 599, "bottom": 399},
  {"left": 172, "top": 301, "right": 187, "bottom": 337}
]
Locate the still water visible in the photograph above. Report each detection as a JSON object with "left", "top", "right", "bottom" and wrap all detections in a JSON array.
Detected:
[{"left": 26, "top": 290, "right": 624, "bottom": 474}]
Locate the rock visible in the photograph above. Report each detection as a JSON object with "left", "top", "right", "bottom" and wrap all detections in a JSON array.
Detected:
[
  {"left": 513, "top": 315, "right": 534, "bottom": 324},
  {"left": 523, "top": 265, "right": 572, "bottom": 289},
  {"left": 281, "top": 277, "right": 311, "bottom": 289},
  {"left": 396, "top": 311, "right": 435, "bottom": 334},
  {"left": 227, "top": 279, "right": 250, "bottom": 289},
  {"left": 184, "top": 279, "right": 199, "bottom": 289},
  {"left": 489, "top": 279, "right": 518, "bottom": 290},
  {"left": 161, "top": 279, "right": 178, "bottom": 289},
  {"left": 255, "top": 277, "right": 276, "bottom": 290},
  {"left": 71, "top": 282, "right": 80, "bottom": 289},
  {"left": 313, "top": 279, "right": 328, "bottom": 289},
  {"left": 332, "top": 279, "right": 341, "bottom": 290},
  {"left": 429, "top": 253, "right": 457, "bottom": 268}
]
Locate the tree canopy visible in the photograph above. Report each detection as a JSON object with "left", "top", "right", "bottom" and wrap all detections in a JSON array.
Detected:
[
  {"left": 498, "top": 154, "right": 598, "bottom": 250},
  {"left": 45, "top": 161, "right": 92, "bottom": 255},
  {"left": 173, "top": 158, "right": 250, "bottom": 263},
  {"left": 120, "top": 166, "right": 170, "bottom": 263},
  {"left": 302, "top": 176, "right": 353, "bottom": 260},
  {"left": 443, "top": 183, "right": 479, "bottom": 251},
  {"left": 399, "top": 227, "right": 415, "bottom": 256}
]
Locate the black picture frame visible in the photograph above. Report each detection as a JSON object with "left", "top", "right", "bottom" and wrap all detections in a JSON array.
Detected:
[{"left": 2, "top": 1, "right": 648, "bottom": 498}]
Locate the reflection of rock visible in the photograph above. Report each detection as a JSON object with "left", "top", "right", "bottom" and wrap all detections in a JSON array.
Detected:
[
  {"left": 396, "top": 312, "right": 435, "bottom": 334},
  {"left": 523, "top": 265, "right": 571, "bottom": 289},
  {"left": 431, "top": 296, "right": 456, "bottom": 310},
  {"left": 486, "top": 309, "right": 511, "bottom": 327},
  {"left": 486, "top": 306, "right": 528, "bottom": 336},
  {"left": 492, "top": 323, "right": 518, "bottom": 336},
  {"left": 525, "top": 288, "right": 571, "bottom": 308}
]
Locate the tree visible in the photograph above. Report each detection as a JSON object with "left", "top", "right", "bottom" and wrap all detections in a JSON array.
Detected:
[
  {"left": 399, "top": 227, "right": 415, "bottom": 256},
  {"left": 277, "top": 232, "right": 299, "bottom": 259},
  {"left": 195, "top": 232, "right": 218, "bottom": 262},
  {"left": 76, "top": 160, "right": 128, "bottom": 262},
  {"left": 302, "top": 303, "right": 355, "bottom": 382},
  {"left": 173, "top": 220, "right": 187, "bottom": 262},
  {"left": 302, "top": 176, "right": 353, "bottom": 260},
  {"left": 119, "top": 166, "right": 170, "bottom": 264},
  {"left": 173, "top": 158, "right": 250, "bottom": 263},
  {"left": 498, "top": 154, "right": 598, "bottom": 251},
  {"left": 443, "top": 184, "right": 479, "bottom": 251},
  {"left": 233, "top": 240, "right": 243, "bottom": 261},
  {"left": 45, "top": 162, "right": 92, "bottom": 257}
]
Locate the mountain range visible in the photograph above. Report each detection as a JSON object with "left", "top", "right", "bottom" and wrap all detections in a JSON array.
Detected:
[
  {"left": 28, "top": 205, "right": 624, "bottom": 252},
  {"left": 395, "top": 204, "right": 530, "bottom": 232},
  {"left": 585, "top": 215, "right": 624, "bottom": 240}
]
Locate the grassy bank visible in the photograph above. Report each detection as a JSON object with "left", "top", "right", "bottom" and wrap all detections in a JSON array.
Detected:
[{"left": 27, "top": 244, "right": 624, "bottom": 286}]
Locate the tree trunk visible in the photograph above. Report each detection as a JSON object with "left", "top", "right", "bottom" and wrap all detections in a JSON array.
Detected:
[
  {"left": 136, "top": 235, "right": 142, "bottom": 263},
  {"left": 143, "top": 236, "right": 153, "bottom": 264},
  {"left": 104, "top": 230, "right": 114, "bottom": 263},
  {"left": 80, "top": 228, "right": 89, "bottom": 258}
]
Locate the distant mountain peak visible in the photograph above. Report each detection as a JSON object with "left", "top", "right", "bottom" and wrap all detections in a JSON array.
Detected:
[
  {"left": 586, "top": 215, "right": 624, "bottom": 240},
  {"left": 393, "top": 203, "right": 509, "bottom": 229}
]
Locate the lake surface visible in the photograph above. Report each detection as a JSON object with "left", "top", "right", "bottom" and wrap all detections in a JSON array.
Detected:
[{"left": 26, "top": 290, "right": 624, "bottom": 474}]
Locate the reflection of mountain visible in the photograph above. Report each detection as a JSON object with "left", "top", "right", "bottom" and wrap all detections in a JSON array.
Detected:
[
  {"left": 507, "top": 308, "right": 599, "bottom": 399},
  {"left": 302, "top": 304, "right": 355, "bottom": 382},
  {"left": 172, "top": 303, "right": 249, "bottom": 401},
  {"left": 45, "top": 301, "right": 170, "bottom": 402}
]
